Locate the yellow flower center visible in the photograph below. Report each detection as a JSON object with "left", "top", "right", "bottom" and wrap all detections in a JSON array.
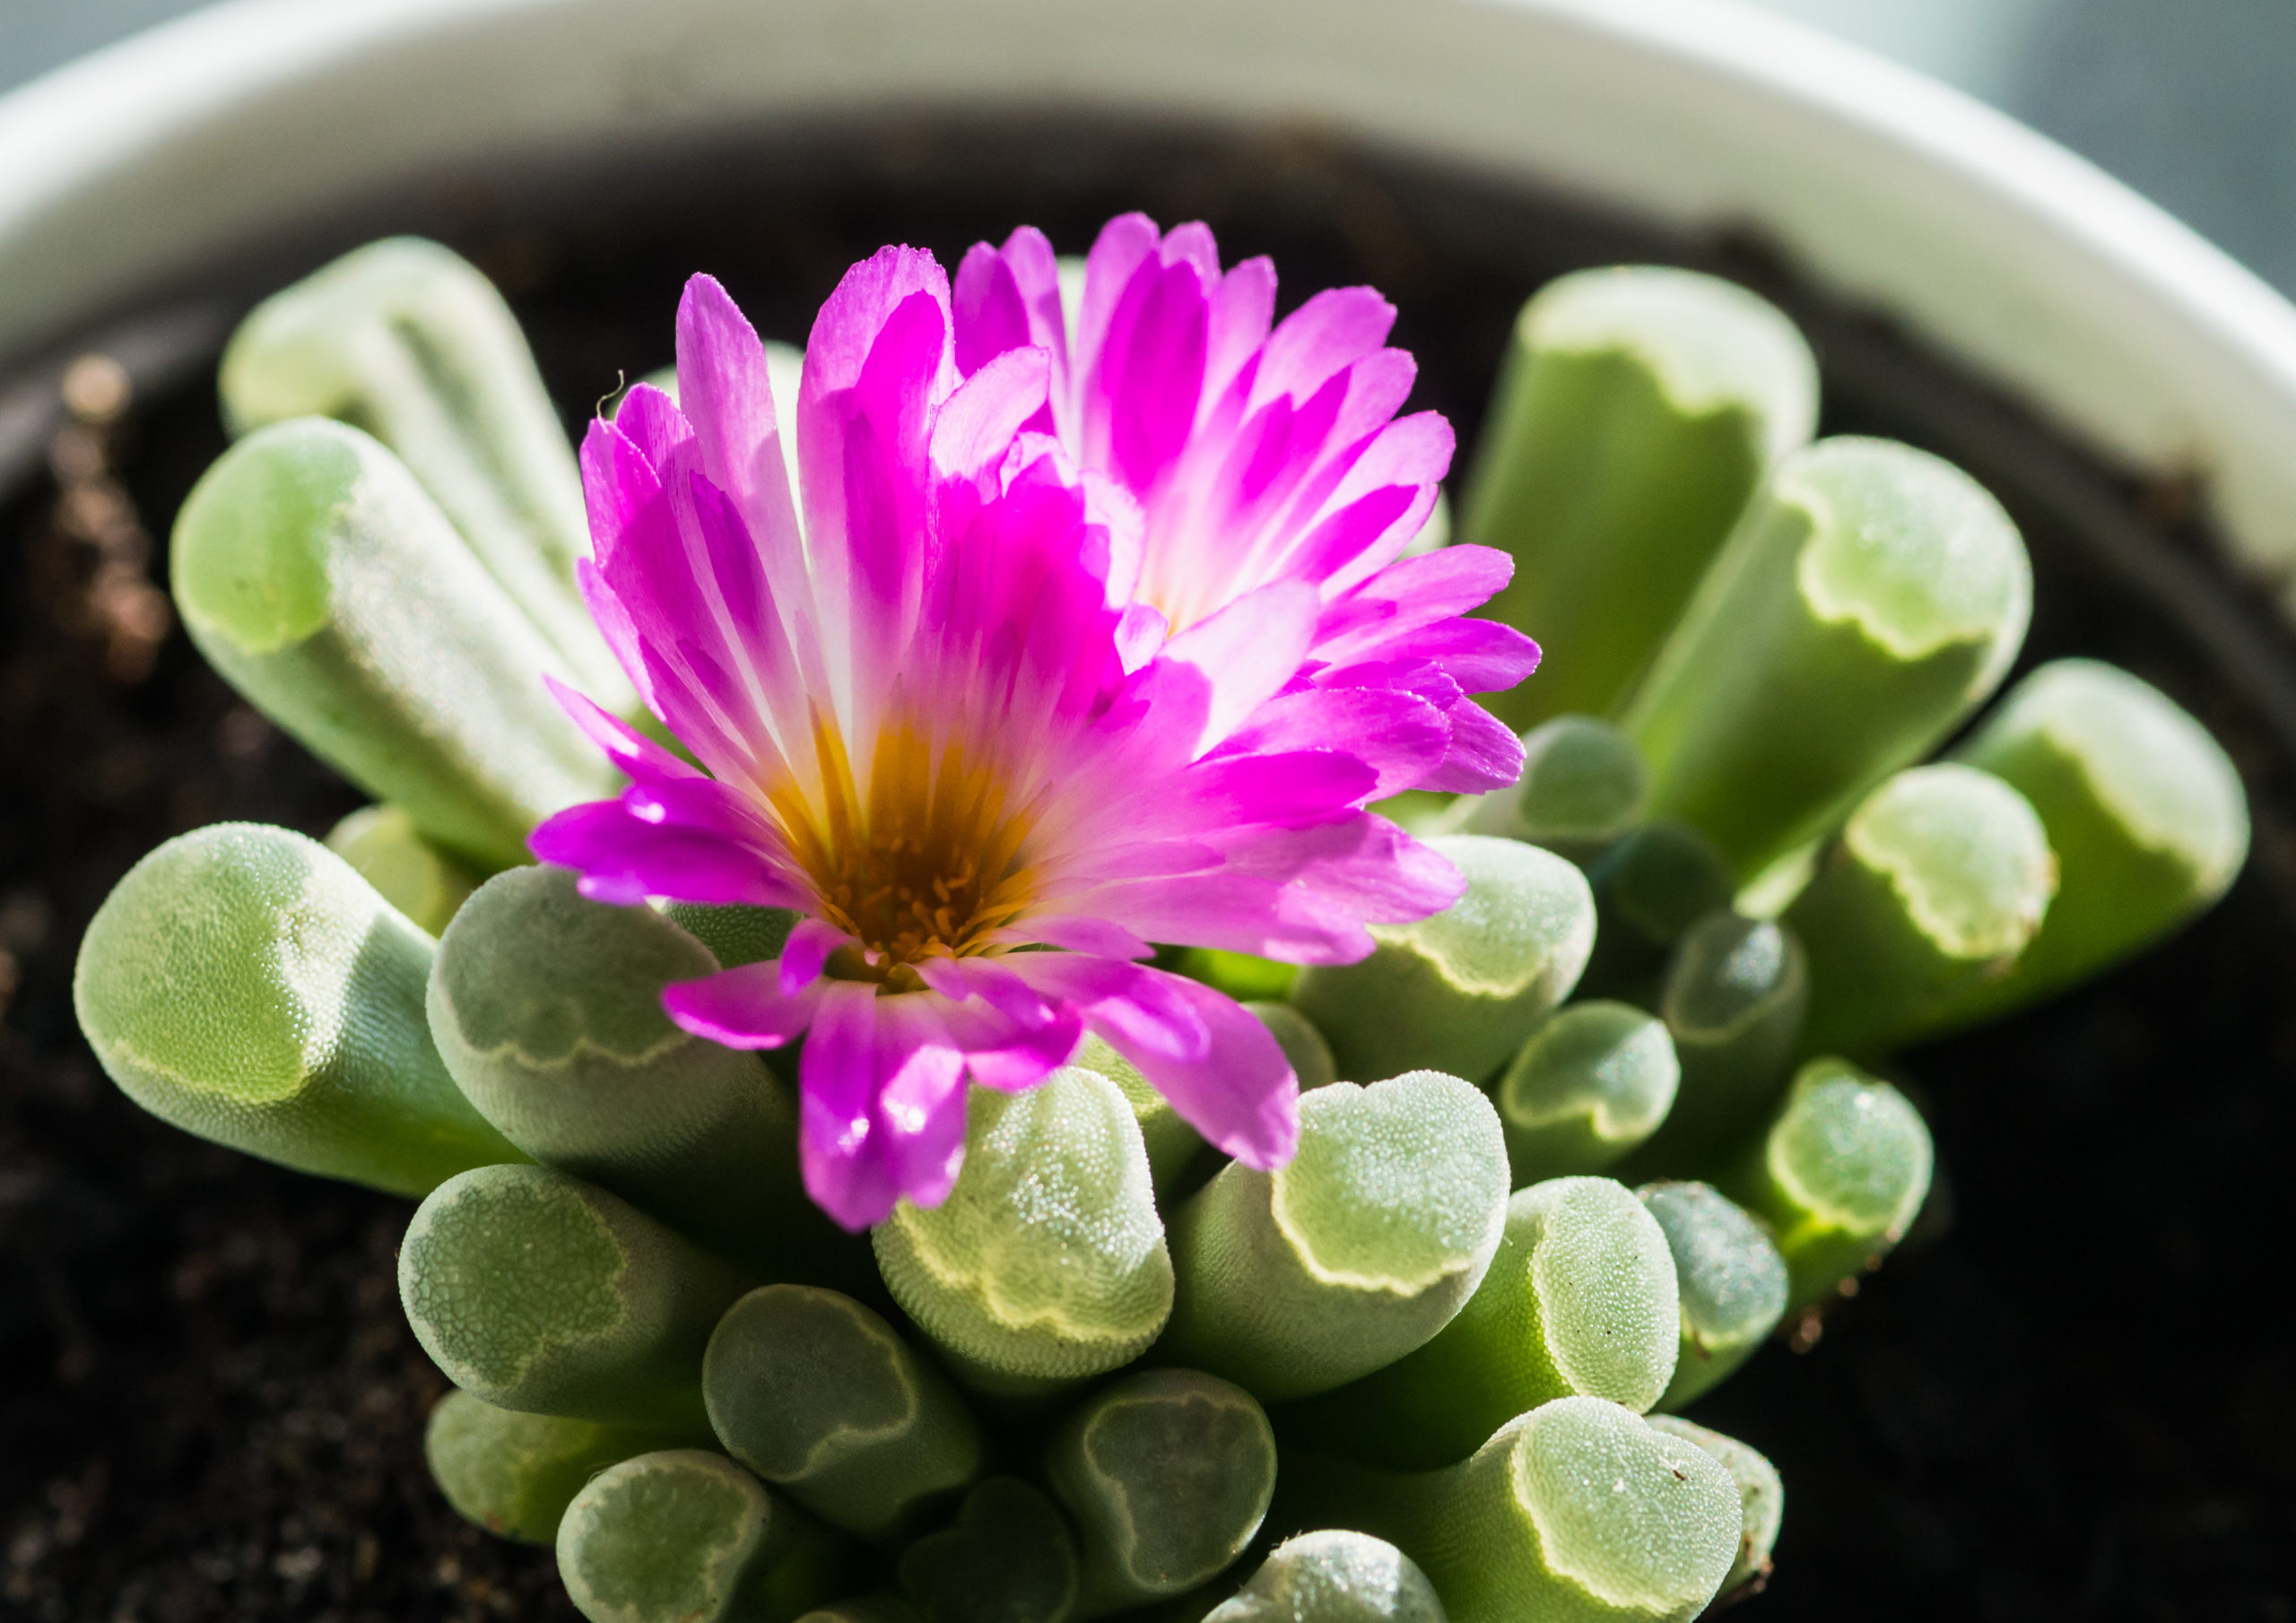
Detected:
[{"left": 770, "top": 708, "right": 1036, "bottom": 990}]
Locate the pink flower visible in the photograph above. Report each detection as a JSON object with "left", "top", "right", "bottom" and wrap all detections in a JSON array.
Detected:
[
  {"left": 954, "top": 213, "right": 1540, "bottom": 794},
  {"left": 532, "top": 247, "right": 1465, "bottom": 1229}
]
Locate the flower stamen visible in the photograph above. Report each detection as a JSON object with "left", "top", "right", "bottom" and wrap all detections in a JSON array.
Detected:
[{"left": 776, "top": 707, "right": 1036, "bottom": 985}]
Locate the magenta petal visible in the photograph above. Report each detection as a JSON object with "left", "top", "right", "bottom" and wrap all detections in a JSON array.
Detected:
[
  {"left": 799, "top": 985, "right": 972, "bottom": 1230},
  {"left": 1013, "top": 956, "right": 1299, "bottom": 1168},
  {"left": 1213, "top": 687, "right": 1448, "bottom": 800},
  {"left": 1079, "top": 813, "right": 1465, "bottom": 963},
  {"left": 953, "top": 226, "right": 1065, "bottom": 378},
  {"left": 778, "top": 918, "right": 852, "bottom": 995},
  {"left": 1383, "top": 618, "right": 1542, "bottom": 695},
  {"left": 931, "top": 346, "right": 1055, "bottom": 487},
  {"left": 1157, "top": 580, "right": 1320, "bottom": 751},
  {"left": 1254, "top": 285, "right": 1397, "bottom": 408},
  {"left": 545, "top": 675, "right": 694, "bottom": 785},
  {"left": 914, "top": 955, "right": 1057, "bottom": 1023},
  {"left": 1205, "top": 256, "right": 1276, "bottom": 401},
  {"left": 662, "top": 960, "right": 825, "bottom": 1050},
  {"left": 675, "top": 273, "right": 806, "bottom": 594},
  {"left": 1089, "top": 251, "right": 1211, "bottom": 494},
  {"left": 938, "top": 998, "right": 1085, "bottom": 1094},
  {"left": 531, "top": 800, "right": 806, "bottom": 909},
  {"left": 1318, "top": 544, "right": 1519, "bottom": 650},
  {"left": 1422, "top": 697, "right": 1529, "bottom": 794},
  {"left": 1076, "top": 213, "right": 1162, "bottom": 380},
  {"left": 1021, "top": 914, "right": 1156, "bottom": 960},
  {"left": 535, "top": 233, "right": 1501, "bottom": 1236}
]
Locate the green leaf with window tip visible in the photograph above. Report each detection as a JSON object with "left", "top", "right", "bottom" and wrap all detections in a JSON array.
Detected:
[
  {"left": 220, "top": 236, "right": 631, "bottom": 707},
  {"left": 1614, "top": 911, "right": 1807, "bottom": 1179},
  {"left": 897, "top": 1477, "right": 1080, "bottom": 1623},
  {"left": 428, "top": 866, "right": 863, "bottom": 1286},
  {"left": 1642, "top": 1415, "right": 1783, "bottom": 1599},
  {"left": 1245, "top": 1003, "right": 1338, "bottom": 1093},
  {"left": 663, "top": 902, "right": 802, "bottom": 970},
  {"left": 1572, "top": 820, "right": 1736, "bottom": 1007},
  {"left": 1721, "top": 1058, "right": 1934, "bottom": 1310},
  {"left": 1046, "top": 1369, "right": 1278, "bottom": 1617},
  {"left": 1941, "top": 657, "right": 2248, "bottom": 1027},
  {"left": 1494, "top": 1002, "right": 1677, "bottom": 1185},
  {"left": 1463, "top": 266, "right": 1818, "bottom": 730},
  {"left": 1635, "top": 1182, "right": 1787, "bottom": 1410},
  {"left": 1173, "top": 948, "right": 1299, "bottom": 1002},
  {"left": 1073, "top": 1034, "right": 1206, "bottom": 1194},
  {"left": 73, "top": 821, "right": 524, "bottom": 1197},
  {"left": 1787, "top": 763, "right": 2057, "bottom": 1057},
  {"left": 172, "top": 418, "right": 620, "bottom": 870},
  {"left": 1299, "top": 1177, "right": 1677, "bottom": 1470},
  {"left": 704, "top": 1285, "right": 985, "bottom": 1541},
  {"left": 400, "top": 1163, "right": 759, "bottom": 1429},
  {"left": 1159, "top": 1071, "right": 1509, "bottom": 1403},
  {"left": 326, "top": 804, "right": 477, "bottom": 937},
  {"left": 1291, "top": 837, "right": 1594, "bottom": 1087},
  {"left": 557, "top": 1450, "right": 846, "bottom": 1623},
  {"left": 424, "top": 1389, "right": 702, "bottom": 1546},
  {"left": 1457, "top": 716, "right": 1648, "bottom": 863},
  {"left": 874, "top": 1067, "right": 1173, "bottom": 1397},
  {"left": 1622, "top": 436, "right": 2031, "bottom": 880},
  {"left": 1205, "top": 1531, "right": 1447, "bottom": 1623},
  {"left": 1285, "top": 1398, "right": 1740, "bottom": 1623}
]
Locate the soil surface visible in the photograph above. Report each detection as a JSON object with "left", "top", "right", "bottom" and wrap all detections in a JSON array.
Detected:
[{"left": 3, "top": 118, "right": 2293, "bottom": 1622}]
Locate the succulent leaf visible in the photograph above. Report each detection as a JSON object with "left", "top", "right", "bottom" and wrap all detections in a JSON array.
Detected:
[
  {"left": 1622, "top": 437, "right": 2031, "bottom": 879},
  {"left": 1463, "top": 266, "right": 1818, "bottom": 729},
  {"left": 1159, "top": 1072, "right": 1510, "bottom": 1402},
  {"left": 1292, "top": 838, "right": 1595, "bottom": 1087},
  {"left": 704, "top": 1285, "right": 986, "bottom": 1540},
  {"left": 74, "top": 821, "right": 523, "bottom": 1195}
]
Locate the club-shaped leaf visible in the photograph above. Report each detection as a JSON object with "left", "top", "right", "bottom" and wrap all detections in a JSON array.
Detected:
[
  {"left": 172, "top": 419, "right": 618, "bottom": 870},
  {"left": 1635, "top": 1182, "right": 1787, "bottom": 1410},
  {"left": 1462, "top": 266, "right": 1817, "bottom": 728},
  {"left": 1205, "top": 1531, "right": 1445, "bottom": 1623},
  {"left": 1292, "top": 838, "right": 1594, "bottom": 1086},
  {"left": 220, "top": 236, "right": 629, "bottom": 704},
  {"left": 400, "top": 1163, "right": 758, "bottom": 1428},
  {"left": 1159, "top": 1072, "right": 1509, "bottom": 1402},
  {"left": 704, "top": 1285, "right": 985, "bottom": 1540},
  {"left": 1616, "top": 912, "right": 1807, "bottom": 1177},
  {"left": 1721, "top": 1059, "right": 1934, "bottom": 1310},
  {"left": 1457, "top": 716, "right": 1648, "bottom": 862},
  {"left": 429, "top": 866, "right": 860, "bottom": 1284},
  {"left": 1300, "top": 1178, "right": 1677, "bottom": 1469},
  {"left": 1045, "top": 1370, "right": 1278, "bottom": 1616},
  {"left": 1787, "top": 764, "right": 2056, "bottom": 1055},
  {"left": 424, "top": 1388, "right": 700, "bottom": 1546},
  {"left": 1622, "top": 437, "right": 2031, "bottom": 880},
  {"left": 1289, "top": 1398, "right": 1740, "bottom": 1623},
  {"left": 897, "top": 1477, "right": 1081, "bottom": 1623},
  {"left": 1493, "top": 1002, "right": 1679, "bottom": 1185},
  {"left": 874, "top": 1067, "right": 1173, "bottom": 1398},
  {"left": 74, "top": 822, "right": 523, "bottom": 1196},
  {"left": 557, "top": 1450, "right": 843, "bottom": 1623},
  {"left": 1942, "top": 657, "right": 2248, "bottom": 1024},
  {"left": 326, "top": 803, "right": 477, "bottom": 936},
  {"left": 1643, "top": 1415, "right": 1782, "bottom": 1599}
]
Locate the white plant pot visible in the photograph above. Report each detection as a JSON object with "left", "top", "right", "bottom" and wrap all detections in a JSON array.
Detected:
[{"left": 1, "top": 0, "right": 2293, "bottom": 593}]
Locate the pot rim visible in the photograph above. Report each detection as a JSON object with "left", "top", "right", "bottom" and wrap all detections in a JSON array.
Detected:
[{"left": 4, "top": 0, "right": 2295, "bottom": 586}]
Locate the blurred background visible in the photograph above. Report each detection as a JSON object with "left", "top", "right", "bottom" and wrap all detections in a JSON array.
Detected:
[{"left": 14, "top": 0, "right": 2289, "bottom": 302}]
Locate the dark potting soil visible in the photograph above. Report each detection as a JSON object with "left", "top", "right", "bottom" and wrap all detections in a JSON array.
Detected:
[{"left": 2, "top": 117, "right": 2293, "bottom": 1623}]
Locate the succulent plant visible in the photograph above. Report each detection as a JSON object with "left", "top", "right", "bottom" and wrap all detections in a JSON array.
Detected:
[{"left": 72, "top": 228, "right": 2248, "bottom": 1623}]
